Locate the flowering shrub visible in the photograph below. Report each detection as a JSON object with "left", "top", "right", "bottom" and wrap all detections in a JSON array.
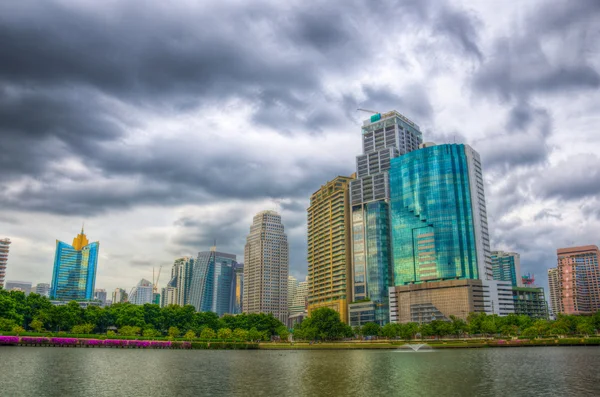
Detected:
[
  {"left": 82, "top": 339, "right": 103, "bottom": 346},
  {"left": 50, "top": 337, "right": 78, "bottom": 346},
  {"left": 128, "top": 340, "right": 151, "bottom": 348},
  {"left": 20, "top": 337, "right": 50, "bottom": 344},
  {"left": 182, "top": 341, "right": 192, "bottom": 349},
  {"left": 103, "top": 339, "right": 127, "bottom": 347},
  {"left": 0, "top": 336, "right": 19, "bottom": 345},
  {"left": 150, "top": 340, "right": 171, "bottom": 348}
]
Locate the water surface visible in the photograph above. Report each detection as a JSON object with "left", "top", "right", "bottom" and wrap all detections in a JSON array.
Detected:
[{"left": 1, "top": 347, "right": 598, "bottom": 396}]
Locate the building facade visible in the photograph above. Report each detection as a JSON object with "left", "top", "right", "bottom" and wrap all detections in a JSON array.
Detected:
[
  {"left": 230, "top": 263, "right": 244, "bottom": 314},
  {"left": 512, "top": 286, "right": 549, "bottom": 319},
  {"left": 548, "top": 245, "right": 600, "bottom": 315},
  {"left": 5, "top": 280, "right": 32, "bottom": 294},
  {"left": 289, "top": 276, "right": 308, "bottom": 316},
  {"left": 0, "top": 238, "right": 10, "bottom": 289},
  {"left": 492, "top": 251, "right": 522, "bottom": 287},
  {"left": 161, "top": 257, "right": 194, "bottom": 307},
  {"left": 51, "top": 228, "right": 99, "bottom": 301},
  {"left": 243, "top": 210, "right": 289, "bottom": 323},
  {"left": 349, "top": 111, "right": 423, "bottom": 326},
  {"left": 94, "top": 289, "right": 107, "bottom": 306},
  {"left": 35, "top": 283, "right": 50, "bottom": 297},
  {"left": 112, "top": 288, "right": 127, "bottom": 304},
  {"left": 189, "top": 249, "right": 237, "bottom": 316},
  {"left": 307, "top": 176, "right": 353, "bottom": 323},
  {"left": 129, "top": 279, "right": 154, "bottom": 305}
]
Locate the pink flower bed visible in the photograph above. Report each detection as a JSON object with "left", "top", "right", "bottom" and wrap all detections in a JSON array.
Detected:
[
  {"left": 50, "top": 337, "right": 78, "bottom": 345},
  {"left": 20, "top": 337, "right": 50, "bottom": 344},
  {"left": 0, "top": 336, "right": 19, "bottom": 345}
]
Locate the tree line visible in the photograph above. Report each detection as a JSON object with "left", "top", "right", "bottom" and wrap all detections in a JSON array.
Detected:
[{"left": 0, "top": 289, "right": 288, "bottom": 340}]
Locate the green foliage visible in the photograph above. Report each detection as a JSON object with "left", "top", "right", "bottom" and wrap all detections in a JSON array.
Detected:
[
  {"left": 119, "top": 325, "right": 141, "bottom": 336},
  {"left": 200, "top": 327, "right": 216, "bottom": 340},
  {"left": 276, "top": 326, "right": 289, "bottom": 341},
  {"left": 233, "top": 328, "right": 248, "bottom": 340},
  {"left": 29, "top": 319, "right": 44, "bottom": 333},
  {"left": 217, "top": 328, "right": 232, "bottom": 340},
  {"left": 12, "top": 325, "right": 25, "bottom": 334},
  {"left": 168, "top": 326, "right": 181, "bottom": 338},
  {"left": 107, "top": 330, "right": 116, "bottom": 336},
  {"left": 247, "top": 327, "right": 262, "bottom": 341},
  {"left": 72, "top": 323, "right": 94, "bottom": 334},
  {"left": 184, "top": 330, "right": 196, "bottom": 340},
  {"left": 293, "top": 308, "right": 352, "bottom": 341},
  {"left": 361, "top": 322, "right": 381, "bottom": 337},
  {"left": 0, "top": 317, "right": 18, "bottom": 331}
]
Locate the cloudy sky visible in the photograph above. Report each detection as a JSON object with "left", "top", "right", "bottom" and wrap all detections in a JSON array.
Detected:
[{"left": 1, "top": 0, "right": 599, "bottom": 295}]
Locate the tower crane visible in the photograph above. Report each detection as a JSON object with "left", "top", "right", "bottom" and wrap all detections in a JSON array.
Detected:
[
  {"left": 152, "top": 265, "right": 163, "bottom": 294},
  {"left": 356, "top": 108, "right": 381, "bottom": 115}
]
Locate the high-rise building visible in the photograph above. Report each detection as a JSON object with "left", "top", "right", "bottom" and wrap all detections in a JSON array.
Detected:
[
  {"left": 94, "top": 289, "right": 107, "bottom": 306},
  {"left": 288, "top": 276, "right": 298, "bottom": 314},
  {"left": 290, "top": 277, "right": 308, "bottom": 316},
  {"left": 112, "top": 288, "right": 127, "bottom": 304},
  {"left": 349, "top": 111, "right": 423, "bottom": 326},
  {"left": 230, "top": 263, "right": 244, "bottom": 314},
  {"left": 548, "top": 245, "right": 600, "bottom": 315},
  {"left": 512, "top": 286, "right": 549, "bottom": 319},
  {"left": 0, "top": 238, "right": 11, "bottom": 289},
  {"left": 129, "top": 279, "right": 154, "bottom": 305},
  {"left": 243, "top": 210, "right": 289, "bottom": 323},
  {"left": 161, "top": 257, "right": 194, "bottom": 307},
  {"left": 388, "top": 143, "right": 511, "bottom": 323},
  {"left": 5, "top": 280, "right": 32, "bottom": 294},
  {"left": 492, "top": 251, "right": 522, "bottom": 287},
  {"left": 307, "top": 176, "right": 354, "bottom": 323},
  {"left": 35, "top": 283, "right": 50, "bottom": 297},
  {"left": 189, "top": 249, "right": 237, "bottom": 316},
  {"left": 51, "top": 228, "right": 99, "bottom": 301}
]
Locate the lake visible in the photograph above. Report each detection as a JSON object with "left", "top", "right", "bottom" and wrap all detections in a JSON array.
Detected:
[{"left": 0, "top": 347, "right": 598, "bottom": 396}]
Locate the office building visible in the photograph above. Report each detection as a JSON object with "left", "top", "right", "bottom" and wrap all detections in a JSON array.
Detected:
[
  {"left": 35, "top": 283, "right": 50, "bottom": 297},
  {"left": 548, "top": 245, "right": 600, "bottom": 315},
  {"left": 161, "top": 257, "right": 194, "bottom": 307},
  {"left": 112, "top": 288, "right": 127, "bottom": 304},
  {"left": 189, "top": 248, "right": 237, "bottom": 316},
  {"left": 129, "top": 279, "right": 154, "bottom": 305},
  {"left": 349, "top": 111, "right": 423, "bottom": 327},
  {"left": 243, "top": 210, "right": 289, "bottom": 323},
  {"left": 51, "top": 228, "right": 99, "bottom": 301},
  {"left": 512, "top": 286, "right": 549, "bottom": 319},
  {"left": 289, "top": 276, "right": 308, "bottom": 316},
  {"left": 0, "top": 238, "right": 10, "bottom": 289},
  {"left": 492, "top": 251, "right": 522, "bottom": 287},
  {"left": 5, "top": 280, "right": 32, "bottom": 295},
  {"left": 230, "top": 263, "right": 244, "bottom": 314},
  {"left": 307, "top": 176, "right": 353, "bottom": 323},
  {"left": 94, "top": 289, "right": 107, "bottom": 306}
]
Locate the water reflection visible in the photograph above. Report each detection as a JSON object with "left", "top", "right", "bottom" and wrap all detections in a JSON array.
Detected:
[{"left": 0, "top": 347, "right": 598, "bottom": 396}]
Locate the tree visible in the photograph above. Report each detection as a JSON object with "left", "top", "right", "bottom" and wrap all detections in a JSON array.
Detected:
[
  {"left": 431, "top": 320, "right": 454, "bottom": 338},
  {"left": 168, "top": 326, "right": 181, "bottom": 338},
  {"left": 200, "top": 327, "right": 216, "bottom": 340},
  {"left": 400, "top": 323, "right": 419, "bottom": 340},
  {"left": 361, "top": 322, "right": 381, "bottom": 337},
  {"left": 276, "top": 326, "right": 289, "bottom": 342},
  {"left": 381, "top": 323, "right": 400, "bottom": 339},
  {"left": 119, "top": 325, "right": 141, "bottom": 336},
  {"left": 576, "top": 319, "right": 594, "bottom": 337},
  {"left": 294, "top": 308, "right": 352, "bottom": 341},
  {"left": 419, "top": 323, "right": 434, "bottom": 337},
  {"left": 247, "top": 327, "right": 262, "bottom": 342},
  {"left": 72, "top": 323, "right": 94, "bottom": 334},
  {"left": 184, "top": 330, "right": 196, "bottom": 340},
  {"left": 449, "top": 316, "right": 468, "bottom": 337},
  {"left": 481, "top": 318, "right": 498, "bottom": 337},
  {"left": 12, "top": 325, "right": 25, "bottom": 335},
  {"left": 143, "top": 328, "right": 160, "bottom": 338},
  {"left": 500, "top": 325, "right": 518, "bottom": 337},
  {"left": 233, "top": 328, "right": 248, "bottom": 341},
  {"left": 29, "top": 319, "right": 44, "bottom": 333},
  {"left": 217, "top": 328, "right": 232, "bottom": 340}
]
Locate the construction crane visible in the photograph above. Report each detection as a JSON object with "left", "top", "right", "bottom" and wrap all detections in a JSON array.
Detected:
[
  {"left": 152, "top": 265, "right": 163, "bottom": 294},
  {"left": 357, "top": 108, "right": 381, "bottom": 115}
]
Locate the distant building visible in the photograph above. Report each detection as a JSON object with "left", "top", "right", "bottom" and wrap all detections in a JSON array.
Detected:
[
  {"left": 548, "top": 245, "right": 600, "bottom": 315},
  {"left": 288, "top": 311, "right": 308, "bottom": 329},
  {"left": 5, "top": 280, "right": 32, "bottom": 295},
  {"left": 35, "top": 283, "right": 51, "bottom": 297},
  {"left": 94, "top": 289, "right": 107, "bottom": 306},
  {"left": 512, "top": 286, "right": 549, "bottom": 319},
  {"left": 230, "top": 263, "right": 244, "bottom": 314},
  {"left": 492, "top": 251, "right": 522, "bottom": 287},
  {"left": 129, "top": 279, "right": 154, "bottom": 305},
  {"left": 289, "top": 276, "right": 308, "bottom": 316},
  {"left": 307, "top": 176, "right": 353, "bottom": 323},
  {"left": 50, "top": 300, "right": 102, "bottom": 309},
  {"left": 161, "top": 257, "right": 194, "bottom": 307},
  {"left": 243, "top": 210, "right": 289, "bottom": 323},
  {"left": 189, "top": 249, "right": 237, "bottom": 316},
  {"left": 0, "top": 238, "right": 10, "bottom": 289},
  {"left": 112, "top": 288, "right": 128, "bottom": 304},
  {"left": 51, "top": 228, "right": 99, "bottom": 301}
]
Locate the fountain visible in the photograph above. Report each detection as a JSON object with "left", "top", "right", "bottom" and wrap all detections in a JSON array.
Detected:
[
  {"left": 398, "top": 343, "right": 432, "bottom": 352},
  {"left": 406, "top": 343, "right": 427, "bottom": 351}
]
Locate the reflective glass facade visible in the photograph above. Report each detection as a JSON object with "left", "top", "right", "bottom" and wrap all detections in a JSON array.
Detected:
[
  {"left": 491, "top": 251, "right": 521, "bottom": 287},
  {"left": 389, "top": 144, "right": 484, "bottom": 285},
  {"left": 51, "top": 231, "right": 98, "bottom": 301},
  {"left": 189, "top": 250, "right": 237, "bottom": 316}
]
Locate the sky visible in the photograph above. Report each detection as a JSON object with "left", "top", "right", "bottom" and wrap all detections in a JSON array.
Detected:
[{"left": 1, "top": 0, "right": 599, "bottom": 295}]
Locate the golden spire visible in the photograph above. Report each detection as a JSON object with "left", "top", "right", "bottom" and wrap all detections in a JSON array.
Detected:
[{"left": 72, "top": 225, "right": 89, "bottom": 251}]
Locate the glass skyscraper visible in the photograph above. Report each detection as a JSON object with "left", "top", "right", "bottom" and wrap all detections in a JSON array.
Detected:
[
  {"left": 348, "top": 111, "right": 422, "bottom": 326},
  {"left": 51, "top": 228, "right": 99, "bottom": 301},
  {"left": 491, "top": 251, "right": 522, "bottom": 287},
  {"left": 189, "top": 248, "right": 237, "bottom": 316},
  {"left": 389, "top": 144, "right": 492, "bottom": 285},
  {"left": 230, "top": 263, "right": 244, "bottom": 314}
]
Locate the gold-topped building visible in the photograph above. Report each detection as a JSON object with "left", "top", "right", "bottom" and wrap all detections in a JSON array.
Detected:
[{"left": 307, "top": 175, "right": 354, "bottom": 323}]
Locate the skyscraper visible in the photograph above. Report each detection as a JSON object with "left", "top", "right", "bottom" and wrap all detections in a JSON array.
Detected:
[
  {"left": 189, "top": 248, "right": 237, "bottom": 316},
  {"left": 290, "top": 277, "right": 308, "bottom": 316},
  {"left": 162, "top": 257, "right": 194, "bottom": 307},
  {"left": 35, "top": 283, "right": 50, "bottom": 297},
  {"left": 0, "top": 238, "right": 10, "bottom": 289},
  {"left": 51, "top": 228, "right": 99, "bottom": 301},
  {"left": 112, "top": 288, "right": 127, "bottom": 304},
  {"left": 349, "top": 111, "right": 423, "bottom": 326},
  {"left": 388, "top": 143, "right": 510, "bottom": 323},
  {"left": 129, "top": 279, "right": 154, "bottom": 305},
  {"left": 307, "top": 175, "right": 354, "bottom": 323},
  {"left": 243, "top": 210, "right": 289, "bottom": 323},
  {"left": 94, "top": 289, "right": 107, "bottom": 306},
  {"left": 548, "top": 245, "right": 600, "bottom": 315},
  {"left": 492, "top": 251, "right": 522, "bottom": 287},
  {"left": 230, "top": 263, "right": 244, "bottom": 314}
]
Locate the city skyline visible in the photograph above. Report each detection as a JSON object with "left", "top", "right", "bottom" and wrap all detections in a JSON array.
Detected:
[{"left": 2, "top": 0, "right": 600, "bottom": 297}]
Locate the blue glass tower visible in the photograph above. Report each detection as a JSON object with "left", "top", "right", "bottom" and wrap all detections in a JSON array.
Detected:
[
  {"left": 189, "top": 249, "right": 237, "bottom": 316},
  {"left": 389, "top": 144, "right": 492, "bottom": 285},
  {"left": 50, "top": 228, "right": 99, "bottom": 301}
]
